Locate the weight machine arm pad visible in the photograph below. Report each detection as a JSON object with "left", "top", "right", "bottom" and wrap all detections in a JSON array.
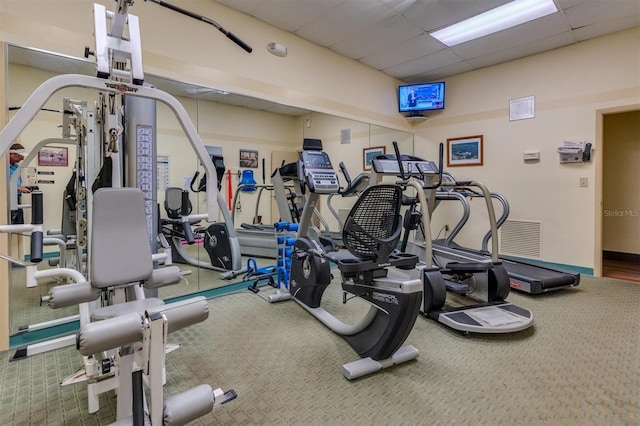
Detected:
[
  {"left": 163, "top": 384, "right": 215, "bottom": 426},
  {"left": 77, "top": 296, "right": 209, "bottom": 355},
  {"left": 77, "top": 312, "right": 144, "bottom": 356},
  {"left": 149, "top": 296, "right": 209, "bottom": 334},
  {"left": 47, "top": 282, "right": 101, "bottom": 309},
  {"left": 144, "top": 266, "right": 183, "bottom": 289}
]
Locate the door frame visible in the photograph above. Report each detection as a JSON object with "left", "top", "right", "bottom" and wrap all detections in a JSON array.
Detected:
[{"left": 594, "top": 103, "right": 640, "bottom": 277}]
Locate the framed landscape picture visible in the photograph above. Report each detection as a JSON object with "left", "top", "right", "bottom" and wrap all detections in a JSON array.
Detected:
[
  {"left": 363, "top": 146, "right": 385, "bottom": 171},
  {"left": 447, "top": 135, "right": 483, "bottom": 167}
]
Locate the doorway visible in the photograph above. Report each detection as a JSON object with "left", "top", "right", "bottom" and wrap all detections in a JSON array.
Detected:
[{"left": 601, "top": 109, "right": 640, "bottom": 282}]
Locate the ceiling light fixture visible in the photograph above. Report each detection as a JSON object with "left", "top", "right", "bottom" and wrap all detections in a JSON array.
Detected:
[{"left": 430, "top": 0, "right": 558, "bottom": 47}]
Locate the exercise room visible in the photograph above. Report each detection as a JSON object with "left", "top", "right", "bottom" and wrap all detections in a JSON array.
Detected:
[{"left": 0, "top": 1, "right": 638, "bottom": 424}]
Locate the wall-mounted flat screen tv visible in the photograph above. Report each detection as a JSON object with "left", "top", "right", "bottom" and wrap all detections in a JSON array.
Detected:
[{"left": 398, "top": 82, "right": 445, "bottom": 114}]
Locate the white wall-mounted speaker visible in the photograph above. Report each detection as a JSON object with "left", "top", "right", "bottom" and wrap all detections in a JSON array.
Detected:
[{"left": 267, "top": 42, "right": 287, "bottom": 57}]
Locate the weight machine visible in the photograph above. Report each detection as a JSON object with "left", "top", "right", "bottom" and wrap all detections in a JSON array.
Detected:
[
  {"left": 371, "top": 143, "right": 534, "bottom": 334},
  {"left": 0, "top": 0, "right": 241, "bottom": 422}
]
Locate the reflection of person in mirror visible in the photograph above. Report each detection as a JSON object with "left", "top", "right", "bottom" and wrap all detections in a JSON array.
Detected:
[
  {"left": 9, "top": 143, "right": 31, "bottom": 224},
  {"left": 407, "top": 88, "right": 417, "bottom": 108}
]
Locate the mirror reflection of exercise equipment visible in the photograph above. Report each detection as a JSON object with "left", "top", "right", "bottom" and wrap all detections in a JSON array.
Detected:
[{"left": 161, "top": 150, "right": 245, "bottom": 278}]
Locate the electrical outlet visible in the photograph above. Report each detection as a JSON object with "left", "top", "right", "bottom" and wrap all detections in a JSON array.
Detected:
[
  {"left": 579, "top": 177, "right": 588, "bottom": 187},
  {"left": 444, "top": 224, "right": 450, "bottom": 232}
]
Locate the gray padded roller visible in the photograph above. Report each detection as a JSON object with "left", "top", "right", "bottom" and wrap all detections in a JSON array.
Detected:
[
  {"left": 77, "top": 312, "right": 144, "bottom": 356},
  {"left": 144, "top": 266, "right": 182, "bottom": 289},
  {"left": 163, "top": 384, "right": 214, "bottom": 426},
  {"left": 150, "top": 296, "right": 209, "bottom": 334},
  {"left": 47, "top": 282, "right": 101, "bottom": 309}
]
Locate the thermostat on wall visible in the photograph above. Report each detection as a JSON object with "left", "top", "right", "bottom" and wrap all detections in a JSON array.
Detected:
[{"left": 523, "top": 150, "right": 540, "bottom": 161}]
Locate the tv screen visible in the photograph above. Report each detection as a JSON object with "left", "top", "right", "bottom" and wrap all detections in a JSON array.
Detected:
[{"left": 398, "top": 82, "right": 445, "bottom": 113}]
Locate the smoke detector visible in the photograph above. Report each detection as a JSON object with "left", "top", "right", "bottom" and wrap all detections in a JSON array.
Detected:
[{"left": 266, "top": 42, "right": 287, "bottom": 57}]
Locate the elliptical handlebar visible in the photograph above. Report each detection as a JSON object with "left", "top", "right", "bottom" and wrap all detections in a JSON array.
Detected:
[
  {"left": 426, "top": 142, "right": 444, "bottom": 190},
  {"left": 390, "top": 141, "right": 444, "bottom": 190},
  {"left": 338, "top": 161, "right": 353, "bottom": 195},
  {"left": 190, "top": 171, "right": 202, "bottom": 193}
]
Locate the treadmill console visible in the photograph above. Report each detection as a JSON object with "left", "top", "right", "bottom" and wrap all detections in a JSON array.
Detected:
[
  {"left": 372, "top": 154, "right": 439, "bottom": 177},
  {"left": 300, "top": 150, "right": 339, "bottom": 194}
]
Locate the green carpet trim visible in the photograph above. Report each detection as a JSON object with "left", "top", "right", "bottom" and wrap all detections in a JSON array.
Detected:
[{"left": 9, "top": 320, "right": 79, "bottom": 349}]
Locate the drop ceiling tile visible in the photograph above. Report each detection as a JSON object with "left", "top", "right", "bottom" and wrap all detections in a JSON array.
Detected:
[
  {"left": 383, "top": 48, "right": 462, "bottom": 78},
  {"left": 295, "top": 1, "right": 395, "bottom": 46},
  {"left": 466, "top": 31, "right": 576, "bottom": 68},
  {"left": 359, "top": 33, "right": 443, "bottom": 69},
  {"left": 330, "top": 14, "right": 425, "bottom": 59},
  {"left": 404, "top": 61, "right": 475, "bottom": 83},
  {"left": 564, "top": 1, "right": 640, "bottom": 28},
  {"left": 572, "top": 16, "right": 640, "bottom": 40},
  {"left": 244, "top": 0, "right": 345, "bottom": 32}
]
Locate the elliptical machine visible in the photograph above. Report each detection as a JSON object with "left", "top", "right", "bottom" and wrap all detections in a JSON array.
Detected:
[
  {"left": 288, "top": 139, "right": 423, "bottom": 380},
  {"left": 373, "top": 143, "right": 533, "bottom": 334}
]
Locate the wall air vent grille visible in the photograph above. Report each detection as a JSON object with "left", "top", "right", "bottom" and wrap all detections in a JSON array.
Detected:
[{"left": 499, "top": 219, "right": 542, "bottom": 259}]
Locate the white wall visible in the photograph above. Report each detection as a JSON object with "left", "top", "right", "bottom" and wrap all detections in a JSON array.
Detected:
[{"left": 412, "top": 27, "right": 640, "bottom": 270}]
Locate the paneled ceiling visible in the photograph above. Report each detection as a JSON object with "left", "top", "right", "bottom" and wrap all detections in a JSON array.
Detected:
[{"left": 214, "top": 0, "right": 640, "bottom": 83}]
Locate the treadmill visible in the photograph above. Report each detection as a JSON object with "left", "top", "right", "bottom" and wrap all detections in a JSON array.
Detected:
[{"left": 434, "top": 182, "right": 580, "bottom": 294}]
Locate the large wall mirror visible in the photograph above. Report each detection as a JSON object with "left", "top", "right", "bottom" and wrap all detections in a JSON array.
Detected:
[{"left": 4, "top": 44, "right": 413, "bottom": 337}]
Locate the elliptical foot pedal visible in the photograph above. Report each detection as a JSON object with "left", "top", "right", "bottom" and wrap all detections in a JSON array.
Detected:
[
  {"left": 444, "top": 261, "right": 492, "bottom": 272},
  {"left": 443, "top": 279, "right": 469, "bottom": 294},
  {"left": 222, "top": 389, "right": 237, "bottom": 404}
]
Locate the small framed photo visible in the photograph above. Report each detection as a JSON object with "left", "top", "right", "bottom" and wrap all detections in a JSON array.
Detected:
[
  {"left": 446, "top": 135, "right": 483, "bottom": 167},
  {"left": 38, "top": 146, "right": 68, "bottom": 167},
  {"left": 363, "top": 146, "right": 386, "bottom": 171},
  {"left": 239, "top": 149, "right": 259, "bottom": 168}
]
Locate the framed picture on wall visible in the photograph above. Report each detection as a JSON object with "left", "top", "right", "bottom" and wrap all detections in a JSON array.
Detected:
[
  {"left": 239, "top": 149, "right": 259, "bottom": 168},
  {"left": 38, "top": 146, "right": 68, "bottom": 167},
  {"left": 446, "top": 135, "right": 483, "bottom": 167},
  {"left": 363, "top": 146, "right": 386, "bottom": 171}
]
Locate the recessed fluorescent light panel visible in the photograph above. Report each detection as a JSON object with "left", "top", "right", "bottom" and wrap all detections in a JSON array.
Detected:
[{"left": 430, "top": 0, "right": 558, "bottom": 47}]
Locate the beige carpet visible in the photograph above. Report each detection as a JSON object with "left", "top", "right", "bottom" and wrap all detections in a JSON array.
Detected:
[{"left": 0, "top": 275, "right": 638, "bottom": 425}]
